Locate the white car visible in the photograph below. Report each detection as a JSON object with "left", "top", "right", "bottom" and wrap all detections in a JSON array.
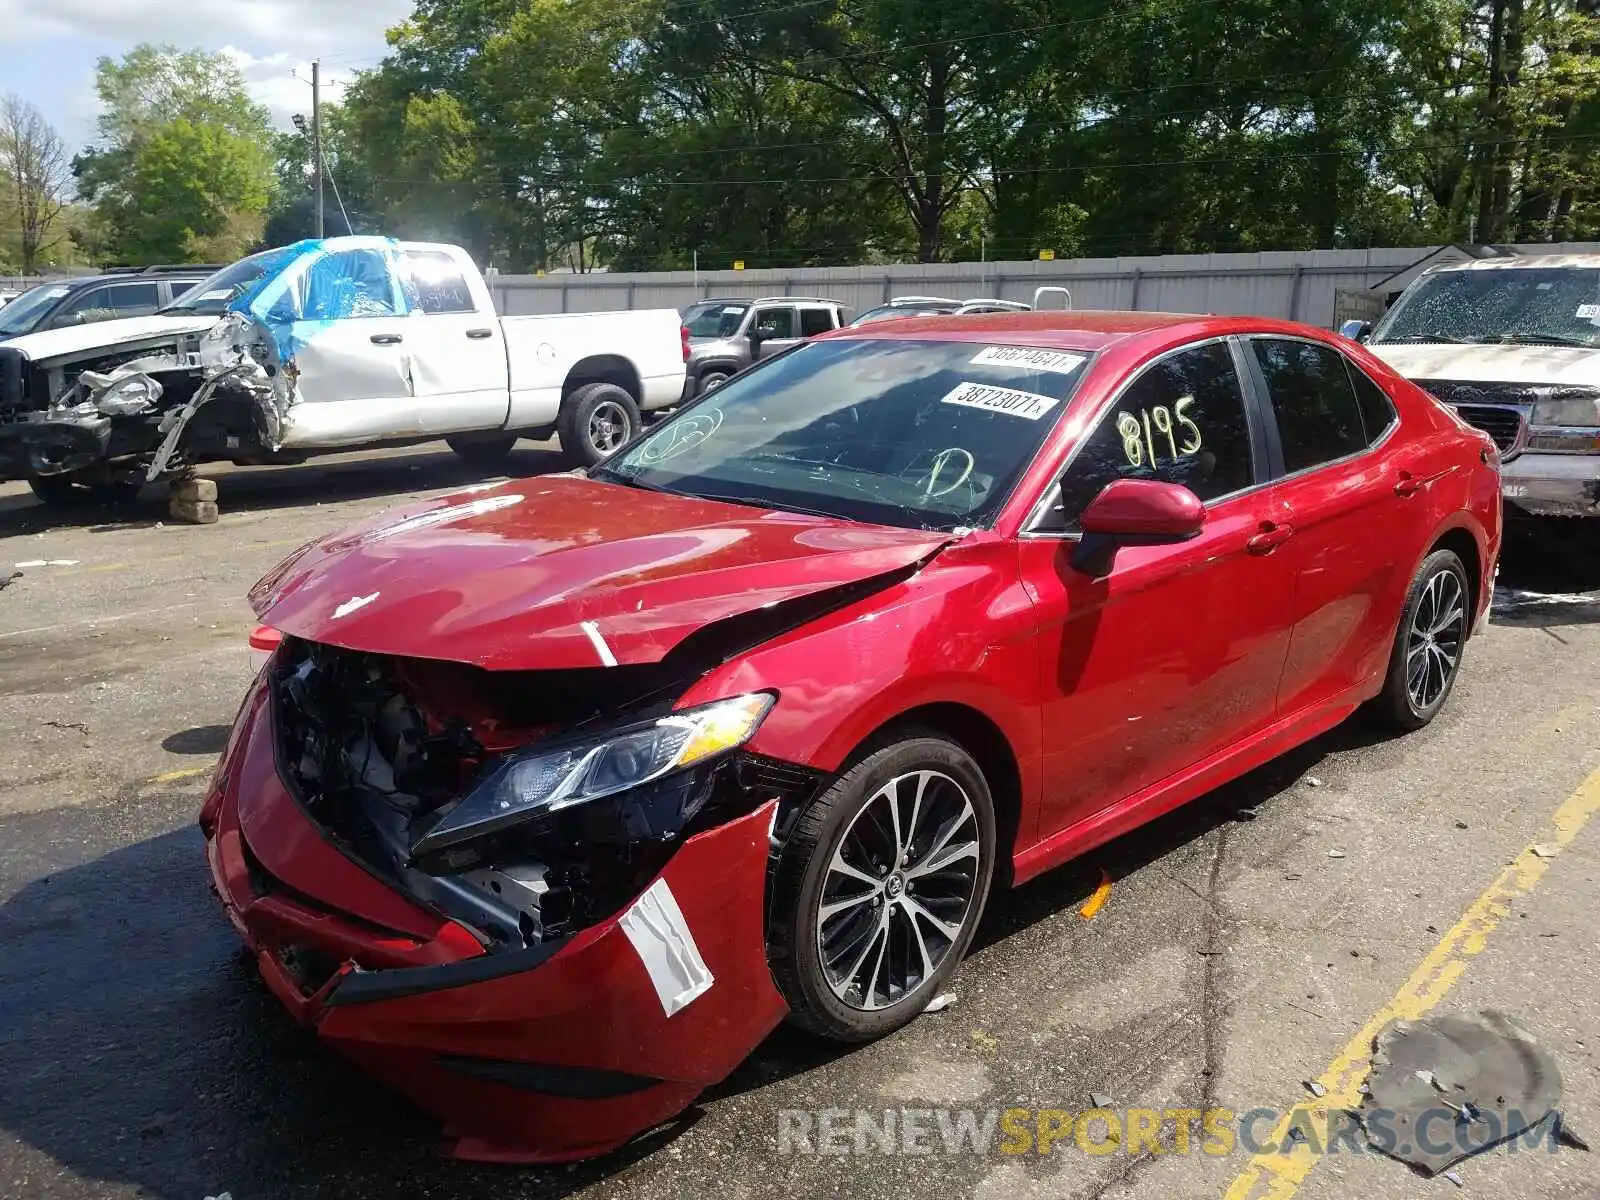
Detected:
[
  {"left": 0, "top": 238, "right": 688, "bottom": 505},
  {"left": 1351, "top": 254, "right": 1600, "bottom": 521}
]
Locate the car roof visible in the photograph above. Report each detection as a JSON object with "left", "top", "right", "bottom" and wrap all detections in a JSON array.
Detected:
[
  {"left": 1434, "top": 254, "right": 1600, "bottom": 272},
  {"left": 828, "top": 308, "right": 1326, "bottom": 352}
]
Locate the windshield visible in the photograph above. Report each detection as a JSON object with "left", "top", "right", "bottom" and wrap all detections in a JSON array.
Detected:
[
  {"left": 595, "top": 337, "right": 1091, "bottom": 530},
  {"left": 683, "top": 301, "right": 749, "bottom": 338},
  {"left": 1373, "top": 267, "right": 1600, "bottom": 347},
  {"left": 162, "top": 251, "right": 282, "bottom": 315},
  {"left": 0, "top": 283, "right": 72, "bottom": 336}
]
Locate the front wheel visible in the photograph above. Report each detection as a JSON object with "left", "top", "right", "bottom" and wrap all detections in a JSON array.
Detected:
[
  {"left": 1369, "top": 549, "right": 1472, "bottom": 731},
  {"left": 27, "top": 474, "right": 143, "bottom": 508},
  {"left": 768, "top": 732, "right": 996, "bottom": 1043},
  {"left": 558, "top": 383, "right": 641, "bottom": 468}
]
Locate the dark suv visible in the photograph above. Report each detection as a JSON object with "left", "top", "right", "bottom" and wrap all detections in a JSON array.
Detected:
[{"left": 0, "top": 265, "right": 221, "bottom": 342}]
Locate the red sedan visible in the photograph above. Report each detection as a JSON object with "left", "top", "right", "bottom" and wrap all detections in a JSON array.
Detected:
[{"left": 202, "top": 311, "right": 1501, "bottom": 1162}]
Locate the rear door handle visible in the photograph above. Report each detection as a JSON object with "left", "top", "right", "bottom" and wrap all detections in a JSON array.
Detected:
[
  {"left": 466, "top": 328, "right": 494, "bottom": 340},
  {"left": 370, "top": 333, "right": 403, "bottom": 346},
  {"left": 1247, "top": 522, "right": 1295, "bottom": 555}
]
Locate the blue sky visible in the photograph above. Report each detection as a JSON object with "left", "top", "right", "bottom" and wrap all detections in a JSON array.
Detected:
[{"left": 0, "top": 0, "right": 413, "bottom": 155}]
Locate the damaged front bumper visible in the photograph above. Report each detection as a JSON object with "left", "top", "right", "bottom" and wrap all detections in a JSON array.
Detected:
[
  {"left": 1501, "top": 450, "right": 1600, "bottom": 518},
  {"left": 0, "top": 410, "right": 112, "bottom": 479},
  {"left": 201, "top": 670, "right": 791, "bottom": 1163}
]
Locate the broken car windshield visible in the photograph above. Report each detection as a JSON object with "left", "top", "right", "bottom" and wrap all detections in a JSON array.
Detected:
[
  {"left": 596, "top": 338, "right": 1091, "bottom": 531},
  {"left": 1373, "top": 267, "right": 1600, "bottom": 348},
  {"left": 162, "top": 251, "right": 284, "bottom": 315}
]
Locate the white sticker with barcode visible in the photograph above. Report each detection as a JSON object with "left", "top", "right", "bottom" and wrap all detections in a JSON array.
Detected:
[
  {"left": 940, "top": 380, "right": 1061, "bottom": 420},
  {"left": 970, "top": 346, "right": 1088, "bottom": 374},
  {"left": 1577, "top": 303, "right": 1600, "bottom": 319}
]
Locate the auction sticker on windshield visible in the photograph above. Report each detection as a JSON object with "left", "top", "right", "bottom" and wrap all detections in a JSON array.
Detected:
[
  {"left": 941, "top": 380, "right": 1062, "bottom": 420},
  {"left": 969, "top": 346, "right": 1088, "bottom": 374}
]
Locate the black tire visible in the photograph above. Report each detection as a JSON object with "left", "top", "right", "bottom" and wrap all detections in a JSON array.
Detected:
[
  {"left": 557, "top": 382, "right": 641, "bottom": 468},
  {"left": 1369, "top": 549, "right": 1472, "bottom": 732},
  {"left": 697, "top": 368, "right": 733, "bottom": 394},
  {"left": 446, "top": 434, "right": 517, "bottom": 465},
  {"left": 27, "top": 474, "right": 143, "bottom": 507},
  {"left": 768, "top": 730, "right": 996, "bottom": 1043}
]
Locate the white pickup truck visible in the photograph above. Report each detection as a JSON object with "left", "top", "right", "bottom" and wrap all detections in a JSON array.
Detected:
[{"left": 0, "top": 237, "right": 687, "bottom": 505}]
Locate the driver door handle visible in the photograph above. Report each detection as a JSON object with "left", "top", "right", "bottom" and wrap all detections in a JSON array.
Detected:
[
  {"left": 466, "top": 328, "right": 494, "bottom": 340},
  {"left": 370, "top": 333, "right": 403, "bottom": 346},
  {"left": 1247, "top": 522, "right": 1295, "bottom": 555}
]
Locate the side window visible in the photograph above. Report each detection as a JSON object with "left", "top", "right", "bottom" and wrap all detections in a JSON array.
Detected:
[
  {"left": 799, "top": 307, "right": 834, "bottom": 337},
  {"left": 1252, "top": 339, "right": 1368, "bottom": 472},
  {"left": 1347, "top": 363, "right": 1398, "bottom": 442},
  {"left": 55, "top": 284, "right": 160, "bottom": 325},
  {"left": 403, "top": 250, "right": 477, "bottom": 315},
  {"left": 104, "top": 283, "right": 161, "bottom": 315},
  {"left": 302, "top": 249, "right": 399, "bottom": 320},
  {"left": 1048, "top": 342, "right": 1256, "bottom": 531},
  {"left": 754, "top": 307, "right": 796, "bottom": 338}
]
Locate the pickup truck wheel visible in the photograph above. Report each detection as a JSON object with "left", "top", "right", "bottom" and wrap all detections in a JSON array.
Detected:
[
  {"left": 559, "top": 383, "right": 640, "bottom": 467},
  {"left": 445, "top": 434, "right": 517, "bottom": 465}
]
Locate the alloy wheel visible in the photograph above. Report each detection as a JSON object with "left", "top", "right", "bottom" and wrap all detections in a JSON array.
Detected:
[
  {"left": 816, "top": 769, "right": 983, "bottom": 1012},
  {"left": 1406, "top": 568, "right": 1466, "bottom": 712},
  {"left": 587, "top": 400, "right": 631, "bottom": 454}
]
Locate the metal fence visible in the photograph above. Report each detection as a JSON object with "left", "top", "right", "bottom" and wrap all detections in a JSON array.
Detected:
[{"left": 489, "top": 243, "right": 1600, "bottom": 329}]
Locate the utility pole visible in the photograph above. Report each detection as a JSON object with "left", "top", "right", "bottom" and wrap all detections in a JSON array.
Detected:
[{"left": 312, "top": 59, "right": 324, "bottom": 238}]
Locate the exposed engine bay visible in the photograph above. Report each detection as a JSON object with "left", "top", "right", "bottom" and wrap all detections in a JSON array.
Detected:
[{"left": 270, "top": 637, "right": 821, "bottom": 953}]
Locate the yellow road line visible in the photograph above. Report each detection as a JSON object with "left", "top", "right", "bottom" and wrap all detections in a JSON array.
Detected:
[
  {"left": 1079, "top": 869, "right": 1113, "bottom": 920},
  {"left": 1224, "top": 764, "right": 1600, "bottom": 1199}
]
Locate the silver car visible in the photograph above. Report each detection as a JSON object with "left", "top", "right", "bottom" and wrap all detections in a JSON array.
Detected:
[{"left": 681, "top": 297, "right": 853, "bottom": 397}]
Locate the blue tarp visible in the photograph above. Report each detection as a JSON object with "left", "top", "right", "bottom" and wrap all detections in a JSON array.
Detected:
[{"left": 227, "top": 236, "right": 413, "bottom": 366}]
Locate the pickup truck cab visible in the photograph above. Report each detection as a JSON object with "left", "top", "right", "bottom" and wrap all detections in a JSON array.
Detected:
[
  {"left": 0, "top": 237, "right": 687, "bottom": 505},
  {"left": 1351, "top": 254, "right": 1600, "bottom": 522},
  {"left": 681, "top": 296, "right": 851, "bottom": 396}
]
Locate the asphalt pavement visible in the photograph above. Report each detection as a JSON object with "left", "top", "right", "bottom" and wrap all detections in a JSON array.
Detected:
[{"left": 1, "top": 445, "right": 1597, "bottom": 1200}]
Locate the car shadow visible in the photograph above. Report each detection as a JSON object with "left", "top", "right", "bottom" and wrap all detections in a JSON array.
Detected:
[
  {"left": 0, "top": 718, "right": 1379, "bottom": 1198},
  {"left": 0, "top": 444, "right": 568, "bottom": 538},
  {"left": 1492, "top": 521, "right": 1600, "bottom": 630}
]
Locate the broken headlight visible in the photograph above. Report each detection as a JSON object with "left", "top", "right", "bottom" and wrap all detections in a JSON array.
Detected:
[{"left": 411, "top": 692, "right": 776, "bottom": 856}]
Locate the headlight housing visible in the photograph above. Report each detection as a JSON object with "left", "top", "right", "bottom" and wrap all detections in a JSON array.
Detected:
[
  {"left": 411, "top": 692, "right": 776, "bottom": 856},
  {"left": 1530, "top": 393, "right": 1600, "bottom": 428}
]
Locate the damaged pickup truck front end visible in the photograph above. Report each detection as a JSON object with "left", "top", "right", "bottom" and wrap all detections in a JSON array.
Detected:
[
  {"left": 201, "top": 475, "right": 953, "bottom": 1161},
  {"left": 0, "top": 238, "right": 400, "bottom": 496}
]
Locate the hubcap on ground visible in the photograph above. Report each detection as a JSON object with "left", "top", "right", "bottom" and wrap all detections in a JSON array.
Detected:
[
  {"left": 588, "top": 401, "right": 630, "bottom": 453},
  {"left": 1407, "top": 569, "right": 1465, "bottom": 712},
  {"left": 817, "top": 769, "right": 982, "bottom": 1012}
]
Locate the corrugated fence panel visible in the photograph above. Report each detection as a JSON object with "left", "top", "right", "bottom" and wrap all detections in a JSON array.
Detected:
[{"left": 489, "top": 245, "right": 1600, "bottom": 325}]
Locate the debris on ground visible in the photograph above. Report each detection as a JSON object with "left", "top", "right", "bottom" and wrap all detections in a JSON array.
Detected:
[
  {"left": 15, "top": 559, "right": 80, "bottom": 568},
  {"left": 924, "top": 993, "right": 958, "bottom": 1014},
  {"left": 1531, "top": 844, "right": 1560, "bottom": 859},
  {"left": 1305, "top": 1080, "right": 1327, "bottom": 1098},
  {"left": 43, "top": 720, "right": 90, "bottom": 735},
  {"left": 0, "top": 569, "right": 19, "bottom": 591},
  {"left": 1235, "top": 806, "right": 1259, "bottom": 821},
  {"left": 1328, "top": 849, "right": 1347, "bottom": 859},
  {"left": 1555, "top": 1113, "right": 1591, "bottom": 1152},
  {"left": 1442, "top": 1170, "right": 1463, "bottom": 1187},
  {"left": 1078, "top": 869, "right": 1113, "bottom": 919},
  {"left": 1306, "top": 776, "right": 1325, "bottom": 788},
  {"left": 1362, "top": 1011, "right": 1563, "bottom": 1176},
  {"left": 1089, "top": 1092, "right": 1114, "bottom": 1109}
]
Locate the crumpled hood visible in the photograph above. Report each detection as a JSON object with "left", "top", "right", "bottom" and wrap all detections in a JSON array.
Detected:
[
  {"left": 1370, "top": 341, "right": 1600, "bottom": 387},
  {"left": 250, "top": 475, "right": 952, "bottom": 670},
  {"left": 2, "top": 313, "right": 222, "bottom": 363}
]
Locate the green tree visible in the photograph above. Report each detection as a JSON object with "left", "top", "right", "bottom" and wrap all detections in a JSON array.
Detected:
[{"left": 75, "top": 45, "right": 277, "bottom": 263}]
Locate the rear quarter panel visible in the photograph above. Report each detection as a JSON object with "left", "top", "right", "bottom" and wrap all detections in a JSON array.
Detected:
[{"left": 504, "top": 309, "right": 687, "bottom": 425}]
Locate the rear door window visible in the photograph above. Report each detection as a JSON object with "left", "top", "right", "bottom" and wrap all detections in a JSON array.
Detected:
[
  {"left": 799, "top": 307, "right": 835, "bottom": 337},
  {"left": 403, "top": 250, "right": 478, "bottom": 315},
  {"left": 753, "top": 307, "right": 797, "bottom": 338},
  {"left": 1251, "top": 339, "right": 1369, "bottom": 472}
]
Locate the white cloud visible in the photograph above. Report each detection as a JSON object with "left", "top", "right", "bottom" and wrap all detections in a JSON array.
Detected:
[{"left": 1, "top": 0, "right": 409, "bottom": 129}]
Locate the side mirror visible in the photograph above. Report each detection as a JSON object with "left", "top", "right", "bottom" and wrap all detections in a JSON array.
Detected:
[
  {"left": 1338, "top": 319, "right": 1372, "bottom": 343},
  {"left": 1070, "top": 479, "right": 1205, "bottom": 577},
  {"left": 749, "top": 327, "right": 771, "bottom": 348}
]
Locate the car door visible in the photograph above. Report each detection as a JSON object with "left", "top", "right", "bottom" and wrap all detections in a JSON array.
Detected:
[
  {"left": 278, "top": 246, "right": 419, "bottom": 448},
  {"left": 399, "top": 248, "right": 512, "bottom": 434},
  {"left": 1018, "top": 339, "right": 1298, "bottom": 838},
  {"left": 751, "top": 306, "right": 801, "bottom": 359},
  {"left": 1243, "top": 336, "right": 1421, "bottom": 715}
]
